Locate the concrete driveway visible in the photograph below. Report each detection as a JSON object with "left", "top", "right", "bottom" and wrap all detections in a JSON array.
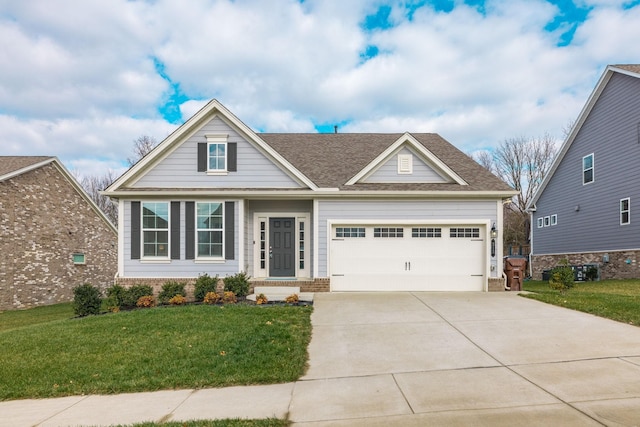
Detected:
[{"left": 289, "top": 292, "right": 640, "bottom": 426}]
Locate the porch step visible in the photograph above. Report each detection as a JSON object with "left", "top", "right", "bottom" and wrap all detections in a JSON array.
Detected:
[{"left": 246, "top": 286, "right": 314, "bottom": 302}]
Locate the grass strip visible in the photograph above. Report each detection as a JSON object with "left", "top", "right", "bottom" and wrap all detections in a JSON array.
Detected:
[
  {"left": 522, "top": 279, "right": 640, "bottom": 326},
  {"left": 0, "top": 304, "right": 312, "bottom": 401}
]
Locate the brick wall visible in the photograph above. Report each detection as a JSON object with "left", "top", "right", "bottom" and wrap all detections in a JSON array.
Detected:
[
  {"left": 531, "top": 250, "right": 640, "bottom": 280},
  {"left": 0, "top": 163, "right": 117, "bottom": 310}
]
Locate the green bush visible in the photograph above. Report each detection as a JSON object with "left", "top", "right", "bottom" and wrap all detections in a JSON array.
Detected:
[
  {"left": 549, "top": 260, "right": 575, "bottom": 294},
  {"left": 223, "top": 271, "right": 251, "bottom": 297},
  {"left": 106, "top": 284, "right": 154, "bottom": 309},
  {"left": 194, "top": 273, "right": 219, "bottom": 301},
  {"left": 73, "top": 284, "right": 102, "bottom": 317},
  {"left": 158, "top": 281, "right": 186, "bottom": 304}
]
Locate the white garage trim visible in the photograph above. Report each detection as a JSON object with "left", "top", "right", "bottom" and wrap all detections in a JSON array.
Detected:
[{"left": 327, "top": 219, "right": 491, "bottom": 292}]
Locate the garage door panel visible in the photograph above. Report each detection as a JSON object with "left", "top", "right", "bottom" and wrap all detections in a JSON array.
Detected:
[{"left": 330, "top": 224, "right": 485, "bottom": 291}]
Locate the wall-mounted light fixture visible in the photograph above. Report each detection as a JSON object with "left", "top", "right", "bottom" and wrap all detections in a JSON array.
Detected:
[{"left": 490, "top": 224, "right": 498, "bottom": 239}]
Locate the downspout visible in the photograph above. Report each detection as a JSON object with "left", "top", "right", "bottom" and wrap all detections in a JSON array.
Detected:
[{"left": 526, "top": 203, "right": 537, "bottom": 279}]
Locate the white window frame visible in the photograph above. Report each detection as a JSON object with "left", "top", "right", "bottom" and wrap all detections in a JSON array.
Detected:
[
  {"left": 72, "top": 253, "right": 86, "bottom": 265},
  {"left": 620, "top": 198, "right": 630, "bottom": 225},
  {"left": 195, "top": 201, "right": 225, "bottom": 259},
  {"left": 537, "top": 217, "right": 544, "bottom": 228},
  {"left": 550, "top": 214, "right": 557, "bottom": 226},
  {"left": 141, "top": 201, "right": 170, "bottom": 259},
  {"left": 544, "top": 216, "right": 550, "bottom": 227},
  {"left": 583, "top": 153, "right": 594, "bottom": 185},
  {"left": 206, "top": 134, "right": 228, "bottom": 174}
]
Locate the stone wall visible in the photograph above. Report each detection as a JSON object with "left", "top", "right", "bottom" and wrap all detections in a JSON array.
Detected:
[
  {"left": 0, "top": 163, "right": 117, "bottom": 310},
  {"left": 531, "top": 250, "right": 640, "bottom": 280}
]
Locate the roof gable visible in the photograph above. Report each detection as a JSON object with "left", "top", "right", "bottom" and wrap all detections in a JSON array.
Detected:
[
  {"left": 346, "top": 133, "right": 466, "bottom": 185},
  {"left": 107, "top": 100, "right": 318, "bottom": 192},
  {"left": 529, "top": 64, "right": 640, "bottom": 209}
]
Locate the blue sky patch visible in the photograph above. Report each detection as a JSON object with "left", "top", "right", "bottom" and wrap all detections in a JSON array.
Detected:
[
  {"left": 362, "top": 5, "right": 393, "bottom": 31},
  {"left": 314, "top": 120, "right": 353, "bottom": 134},
  {"left": 153, "top": 57, "right": 189, "bottom": 124},
  {"left": 544, "top": 0, "right": 591, "bottom": 46}
]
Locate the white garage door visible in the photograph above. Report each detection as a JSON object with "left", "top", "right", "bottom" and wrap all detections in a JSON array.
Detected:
[{"left": 330, "top": 224, "right": 485, "bottom": 291}]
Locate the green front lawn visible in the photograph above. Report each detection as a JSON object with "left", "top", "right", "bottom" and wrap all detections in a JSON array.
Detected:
[
  {"left": 522, "top": 279, "right": 640, "bottom": 326},
  {"left": 0, "top": 304, "right": 312, "bottom": 401}
]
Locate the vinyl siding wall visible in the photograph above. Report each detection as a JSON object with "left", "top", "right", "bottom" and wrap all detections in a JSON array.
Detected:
[
  {"left": 133, "top": 116, "right": 302, "bottom": 189},
  {"left": 363, "top": 147, "right": 448, "bottom": 183},
  {"left": 533, "top": 73, "right": 640, "bottom": 255},
  {"left": 316, "top": 199, "right": 498, "bottom": 277},
  {"left": 122, "top": 199, "right": 239, "bottom": 278}
]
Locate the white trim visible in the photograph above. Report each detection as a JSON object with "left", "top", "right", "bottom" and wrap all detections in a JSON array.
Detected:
[
  {"left": 238, "top": 199, "right": 245, "bottom": 272},
  {"left": 582, "top": 153, "right": 594, "bottom": 185},
  {"left": 106, "top": 189, "right": 516, "bottom": 198},
  {"left": 140, "top": 201, "right": 171, "bottom": 261},
  {"left": 118, "top": 199, "right": 125, "bottom": 275},
  {"left": 620, "top": 197, "right": 630, "bottom": 225},
  {"left": 205, "top": 134, "right": 228, "bottom": 173},
  {"left": 313, "top": 199, "right": 319, "bottom": 279},
  {"left": 346, "top": 133, "right": 468, "bottom": 185},
  {"left": 551, "top": 214, "right": 558, "bottom": 226}
]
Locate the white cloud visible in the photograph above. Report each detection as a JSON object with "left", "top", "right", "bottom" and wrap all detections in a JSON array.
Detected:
[{"left": 0, "top": 0, "right": 639, "bottom": 176}]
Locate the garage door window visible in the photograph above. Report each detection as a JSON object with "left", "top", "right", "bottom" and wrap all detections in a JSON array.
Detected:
[
  {"left": 374, "top": 227, "right": 404, "bottom": 238},
  {"left": 412, "top": 227, "right": 441, "bottom": 238},
  {"left": 336, "top": 227, "right": 366, "bottom": 238},
  {"left": 450, "top": 227, "right": 480, "bottom": 238}
]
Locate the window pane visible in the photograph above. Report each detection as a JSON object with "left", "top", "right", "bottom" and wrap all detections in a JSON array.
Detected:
[{"left": 584, "top": 169, "right": 593, "bottom": 183}]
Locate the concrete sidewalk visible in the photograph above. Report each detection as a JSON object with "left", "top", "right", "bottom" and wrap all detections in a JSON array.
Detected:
[{"left": 2, "top": 292, "right": 640, "bottom": 426}]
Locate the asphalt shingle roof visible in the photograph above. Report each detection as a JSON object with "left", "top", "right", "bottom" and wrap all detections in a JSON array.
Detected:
[
  {"left": 0, "top": 156, "right": 53, "bottom": 180},
  {"left": 259, "top": 133, "right": 512, "bottom": 192}
]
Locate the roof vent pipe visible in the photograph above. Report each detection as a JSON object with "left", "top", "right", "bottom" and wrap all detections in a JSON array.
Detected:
[{"left": 334, "top": 125, "right": 338, "bottom": 134}]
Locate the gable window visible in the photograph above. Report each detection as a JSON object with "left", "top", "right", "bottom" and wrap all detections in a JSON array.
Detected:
[
  {"left": 197, "top": 202, "right": 224, "bottom": 258},
  {"left": 621, "top": 198, "right": 630, "bottom": 225},
  {"left": 583, "top": 153, "right": 594, "bottom": 184},
  {"left": 551, "top": 214, "right": 557, "bottom": 226},
  {"left": 142, "top": 202, "right": 169, "bottom": 257},
  {"left": 208, "top": 142, "right": 226, "bottom": 171},
  {"left": 537, "top": 217, "right": 544, "bottom": 228}
]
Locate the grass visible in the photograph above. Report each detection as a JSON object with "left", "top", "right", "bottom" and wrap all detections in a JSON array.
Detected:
[
  {"left": 0, "top": 304, "right": 312, "bottom": 401},
  {"left": 522, "top": 279, "right": 640, "bottom": 326},
  {"left": 0, "top": 302, "right": 74, "bottom": 332}
]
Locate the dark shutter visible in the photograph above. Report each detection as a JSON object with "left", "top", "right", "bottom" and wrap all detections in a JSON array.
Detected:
[
  {"left": 225, "top": 201, "right": 235, "bottom": 260},
  {"left": 227, "top": 142, "right": 237, "bottom": 172},
  {"left": 131, "top": 201, "right": 141, "bottom": 260},
  {"left": 197, "top": 143, "right": 207, "bottom": 172},
  {"left": 171, "top": 201, "right": 180, "bottom": 260},
  {"left": 185, "top": 202, "right": 195, "bottom": 260}
]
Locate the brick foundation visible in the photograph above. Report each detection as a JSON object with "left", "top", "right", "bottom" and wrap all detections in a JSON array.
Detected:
[{"left": 531, "top": 250, "right": 640, "bottom": 280}]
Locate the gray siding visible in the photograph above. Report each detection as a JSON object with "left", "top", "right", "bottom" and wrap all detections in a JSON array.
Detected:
[
  {"left": 533, "top": 73, "right": 640, "bottom": 255},
  {"left": 316, "top": 199, "right": 497, "bottom": 276},
  {"left": 364, "top": 147, "right": 448, "bottom": 183},
  {"left": 133, "top": 116, "right": 302, "bottom": 189},
  {"left": 123, "top": 200, "right": 239, "bottom": 278}
]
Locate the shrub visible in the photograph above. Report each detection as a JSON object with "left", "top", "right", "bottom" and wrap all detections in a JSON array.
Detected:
[
  {"left": 223, "top": 271, "right": 251, "bottom": 297},
  {"left": 585, "top": 266, "right": 599, "bottom": 281},
  {"left": 73, "top": 283, "right": 102, "bottom": 317},
  {"left": 105, "top": 284, "right": 126, "bottom": 312},
  {"left": 169, "top": 295, "right": 187, "bottom": 305},
  {"left": 136, "top": 295, "right": 156, "bottom": 308},
  {"left": 256, "top": 293, "right": 268, "bottom": 305},
  {"left": 549, "top": 260, "right": 575, "bottom": 294},
  {"left": 203, "top": 291, "right": 221, "bottom": 304},
  {"left": 194, "top": 274, "right": 219, "bottom": 301},
  {"left": 158, "top": 281, "right": 186, "bottom": 305},
  {"left": 222, "top": 291, "right": 237, "bottom": 304},
  {"left": 285, "top": 293, "right": 299, "bottom": 304},
  {"left": 123, "top": 285, "right": 154, "bottom": 309}
]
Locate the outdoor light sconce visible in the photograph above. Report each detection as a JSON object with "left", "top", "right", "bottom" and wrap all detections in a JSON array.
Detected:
[{"left": 490, "top": 224, "right": 497, "bottom": 257}]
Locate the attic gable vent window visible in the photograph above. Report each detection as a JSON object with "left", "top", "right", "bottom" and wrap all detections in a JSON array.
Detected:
[{"left": 398, "top": 153, "right": 413, "bottom": 174}]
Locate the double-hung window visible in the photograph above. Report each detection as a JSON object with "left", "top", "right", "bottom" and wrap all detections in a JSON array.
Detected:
[
  {"left": 583, "top": 153, "right": 594, "bottom": 185},
  {"left": 621, "top": 198, "right": 630, "bottom": 225},
  {"left": 142, "top": 202, "right": 169, "bottom": 257},
  {"left": 197, "top": 202, "right": 224, "bottom": 258},
  {"left": 206, "top": 134, "right": 227, "bottom": 172}
]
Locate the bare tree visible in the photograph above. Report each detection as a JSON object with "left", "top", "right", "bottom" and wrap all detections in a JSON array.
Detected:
[
  {"left": 80, "top": 170, "right": 118, "bottom": 225},
  {"left": 127, "top": 135, "right": 158, "bottom": 166},
  {"left": 469, "top": 150, "right": 497, "bottom": 175}
]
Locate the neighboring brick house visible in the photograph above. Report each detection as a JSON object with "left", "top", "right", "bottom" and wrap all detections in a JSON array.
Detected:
[{"left": 0, "top": 157, "right": 117, "bottom": 310}]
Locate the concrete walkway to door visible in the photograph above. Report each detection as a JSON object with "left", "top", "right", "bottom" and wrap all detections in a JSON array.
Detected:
[{"left": 289, "top": 292, "right": 640, "bottom": 426}]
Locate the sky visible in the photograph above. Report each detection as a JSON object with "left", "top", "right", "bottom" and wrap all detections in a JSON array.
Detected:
[{"left": 2, "top": 0, "right": 640, "bottom": 179}]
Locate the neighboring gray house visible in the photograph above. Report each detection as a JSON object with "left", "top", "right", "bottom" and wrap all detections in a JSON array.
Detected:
[
  {"left": 0, "top": 157, "right": 117, "bottom": 310},
  {"left": 528, "top": 64, "right": 640, "bottom": 279},
  {"left": 105, "top": 100, "right": 515, "bottom": 292}
]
